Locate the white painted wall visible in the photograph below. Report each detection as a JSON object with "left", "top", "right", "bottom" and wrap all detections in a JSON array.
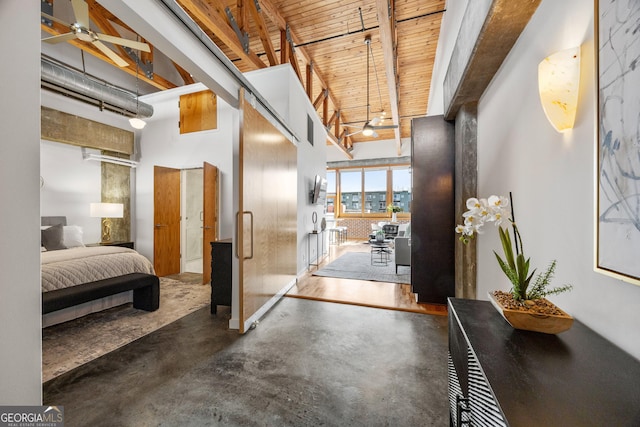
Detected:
[
  {"left": 0, "top": 0, "right": 42, "bottom": 404},
  {"left": 436, "top": 0, "right": 640, "bottom": 359},
  {"left": 245, "top": 65, "right": 328, "bottom": 276},
  {"left": 40, "top": 140, "right": 102, "bottom": 244},
  {"left": 428, "top": 0, "right": 469, "bottom": 116},
  {"left": 134, "top": 83, "right": 237, "bottom": 262}
]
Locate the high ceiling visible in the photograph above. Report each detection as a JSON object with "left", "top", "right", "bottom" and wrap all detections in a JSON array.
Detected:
[{"left": 41, "top": 0, "right": 446, "bottom": 155}]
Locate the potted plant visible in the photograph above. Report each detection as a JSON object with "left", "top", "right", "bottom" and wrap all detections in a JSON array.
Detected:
[
  {"left": 387, "top": 204, "right": 403, "bottom": 222},
  {"left": 375, "top": 228, "right": 385, "bottom": 242},
  {"left": 455, "top": 194, "right": 573, "bottom": 334}
]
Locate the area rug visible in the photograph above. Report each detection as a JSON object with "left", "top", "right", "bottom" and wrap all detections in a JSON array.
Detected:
[
  {"left": 312, "top": 252, "right": 410, "bottom": 284},
  {"left": 42, "top": 276, "right": 210, "bottom": 382}
]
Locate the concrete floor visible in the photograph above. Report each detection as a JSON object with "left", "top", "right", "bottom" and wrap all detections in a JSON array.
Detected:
[{"left": 43, "top": 298, "right": 449, "bottom": 426}]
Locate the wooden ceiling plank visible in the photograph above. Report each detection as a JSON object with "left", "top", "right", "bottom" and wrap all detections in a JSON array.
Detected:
[
  {"left": 376, "top": 0, "right": 402, "bottom": 155},
  {"left": 258, "top": 0, "right": 348, "bottom": 124},
  {"left": 248, "top": 0, "right": 279, "bottom": 66},
  {"left": 176, "top": 0, "right": 267, "bottom": 70}
]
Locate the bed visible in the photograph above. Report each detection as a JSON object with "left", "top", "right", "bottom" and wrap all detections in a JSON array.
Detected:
[{"left": 41, "top": 216, "right": 159, "bottom": 327}]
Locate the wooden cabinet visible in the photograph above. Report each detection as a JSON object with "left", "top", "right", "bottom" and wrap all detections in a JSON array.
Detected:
[
  {"left": 411, "top": 116, "right": 455, "bottom": 304},
  {"left": 210, "top": 239, "right": 232, "bottom": 314},
  {"left": 448, "top": 298, "right": 640, "bottom": 426}
]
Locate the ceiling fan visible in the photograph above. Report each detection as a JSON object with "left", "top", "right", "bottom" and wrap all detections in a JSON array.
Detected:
[
  {"left": 41, "top": 0, "right": 150, "bottom": 67},
  {"left": 346, "top": 36, "right": 398, "bottom": 138}
]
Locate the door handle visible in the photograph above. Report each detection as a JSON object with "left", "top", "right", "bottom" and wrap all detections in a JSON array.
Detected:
[
  {"left": 235, "top": 211, "right": 254, "bottom": 260},
  {"left": 154, "top": 224, "right": 167, "bottom": 227}
]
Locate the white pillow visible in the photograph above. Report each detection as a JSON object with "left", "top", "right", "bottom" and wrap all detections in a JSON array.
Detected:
[{"left": 63, "top": 225, "right": 85, "bottom": 248}]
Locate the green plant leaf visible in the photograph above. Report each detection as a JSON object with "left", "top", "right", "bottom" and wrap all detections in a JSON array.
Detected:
[{"left": 498, "top": 227, "right": 516, "bottom": 270}]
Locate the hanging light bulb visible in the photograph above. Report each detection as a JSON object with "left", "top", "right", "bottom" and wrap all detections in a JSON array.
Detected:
[{"left": 129, "top": 117, "right": 146, "bottom": 129}]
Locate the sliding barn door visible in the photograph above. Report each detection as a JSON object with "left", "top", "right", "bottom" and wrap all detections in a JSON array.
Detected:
[
  {"left": 153, "top": 166, "right": 181, "bottom": 276},
  {"left": 238, "top": 95, "right": 297, "bottom": 333},
  {"left": 202, "top": 162, "right": 218, "bottom": 284}
]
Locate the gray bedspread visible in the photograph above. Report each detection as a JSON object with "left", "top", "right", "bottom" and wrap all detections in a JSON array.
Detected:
[{"left": 41, "top": 246, "right": 155, "bottom": 292}]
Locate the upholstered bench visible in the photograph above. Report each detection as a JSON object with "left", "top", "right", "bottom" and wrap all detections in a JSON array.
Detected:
[{"left": 42, "top": 273, "right": 160, "bottom": 314}]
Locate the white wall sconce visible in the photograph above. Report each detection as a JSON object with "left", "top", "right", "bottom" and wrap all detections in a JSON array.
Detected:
[
  {"left": 538, "top": 46, "right": 581, "bottom": 132},
  {"left": 90, "top": 202, "right": 124, "bottom": 243}
]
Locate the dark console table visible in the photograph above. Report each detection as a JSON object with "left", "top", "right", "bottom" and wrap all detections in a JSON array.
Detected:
[
  {"left": 210, "top": 239, "right": 232, "bottom": 314},
  {"left": 448, "top": 298, "right": 640, "bottom": 427}
]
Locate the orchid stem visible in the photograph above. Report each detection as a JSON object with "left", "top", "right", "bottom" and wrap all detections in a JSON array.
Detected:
[{"left": 509, "top": 191, "right": 521, "bottom": 256}]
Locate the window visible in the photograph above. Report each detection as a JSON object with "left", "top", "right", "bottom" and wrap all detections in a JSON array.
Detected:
[
  {"left": 330, "top": 164, "right": 411, "bottom": 218},
  {"left": 392, "top": 167, "right": 411, "bottom": 213},
  {"left": 364, "top": 169, "right": 386, "bottom": 213},
  {"left": 340, "top": 170, "right": 361, "bottom": 214}
]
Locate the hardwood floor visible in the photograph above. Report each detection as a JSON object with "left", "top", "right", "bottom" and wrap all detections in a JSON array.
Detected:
[{"left": 286, "top": 241, "right": 447, "bottom": 316}]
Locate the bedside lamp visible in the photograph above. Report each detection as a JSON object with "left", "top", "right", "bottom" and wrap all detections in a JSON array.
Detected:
[{"left": 90, "top": 202, "right": 124, "bottom": 243}]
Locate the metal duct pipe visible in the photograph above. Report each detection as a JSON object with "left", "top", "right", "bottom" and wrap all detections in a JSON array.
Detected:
[{"left": 40, "top": 58, "right": 153, "bottom": 118}]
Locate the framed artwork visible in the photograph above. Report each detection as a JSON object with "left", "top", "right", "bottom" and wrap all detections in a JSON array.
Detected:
[{"left": 595, "top": 0, "right": 640, "bottom": 285}]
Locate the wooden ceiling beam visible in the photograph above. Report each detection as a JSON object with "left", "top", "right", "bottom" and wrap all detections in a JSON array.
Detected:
[
  {"left": 306, "top": 62, "right": 313, "bottom": 99},
  {"left": 326, "top": 110, "right": 337, "bottom": 131},
  {"left": 376, "top": 0, "right": 402, "bottom": 155},
  {"left": 41, "top": 23, "right": 176, "bottom": 91},
  {"left": 287, "top": 40, "right": 302, "bottom": 81},
  {"left": 247, "top": 0, "right": 278, "bottom": 66},
  {"left": 323, "top": 93, "right": 329, "bottom": 126},
  {"left": 176, "top": 0, "right": 266, "bottom": 70},
  {"left": 237, "top": 0, "right": 247, "bottom": 34},
  {"left": 173, "top": 61, "right": 196, "bottom": 85},
  {"left": 313, "top": 88, "right": 327, "bottom": 110},
  {"left": 326, "top": 132, "right": 353, "bottom": 160},
  {"left": 280, "top": 29, "right": 289, "bottom": 65}
]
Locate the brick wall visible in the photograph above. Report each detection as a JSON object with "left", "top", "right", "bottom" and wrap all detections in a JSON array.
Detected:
[{"left": 331, "top": 218, "right": 410, "bottom": 241}]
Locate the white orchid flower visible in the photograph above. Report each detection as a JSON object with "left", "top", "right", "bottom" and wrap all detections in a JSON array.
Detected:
[
  {"left": 488, "top": 195, "right": 509, "bottom": 209},
  {"left": 465, "top": 198, "right": 482, "bottom": 210}
]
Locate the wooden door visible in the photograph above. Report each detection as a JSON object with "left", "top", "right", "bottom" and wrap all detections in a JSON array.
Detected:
[
  {"left": 154, "top": 166, "right": 181, "bottom": 276},
  {"left": 238, "top": 94, "right": 297, "bottom": 333},
  {"left": 202, "top": 162, "right": 218, "bottom": 284}
]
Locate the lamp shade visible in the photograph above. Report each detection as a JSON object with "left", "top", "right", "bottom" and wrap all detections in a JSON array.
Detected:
[
  {"left": 129, "top": 117, "right": 147, "bottom": 129},
  {"left": 538, "top": 46, "right": 581, "bottom": 132},
  {"left": 90, "top": 202, "right": 124, "bottom": 218}
]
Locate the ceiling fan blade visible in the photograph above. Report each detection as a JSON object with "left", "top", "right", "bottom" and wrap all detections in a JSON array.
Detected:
[
  {"left": 41, "top": 12, "right": 71, "bottom": 27},
  {"left": 346, "top": 130, "right": 363, "bottom": 137},
  {"left": 42, "top": 32, "right": 78, "bottom": 44},
  {"left": 371, "top": 125, "right": 399, "bottom": 130},
  {"left": 71, "top": 0, "right": 90, "bottom": 28},
  {"left": 97, "top": 33, "right": 151, "bottom": 52},
  {"left": 370, "top": 117, "right": 381, "bottom": 125},
  {"left": 93, "top": 40, "right": 128, "bottom": 67}
]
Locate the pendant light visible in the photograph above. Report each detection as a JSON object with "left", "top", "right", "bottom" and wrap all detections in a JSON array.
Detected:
[{"left": 129, "top": 50, "right": 146, "bottom": 129}]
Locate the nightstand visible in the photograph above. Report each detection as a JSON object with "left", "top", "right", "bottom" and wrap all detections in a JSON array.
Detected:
[{"left": 87, "top": 241, "right": 135, "bottom": 249}]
